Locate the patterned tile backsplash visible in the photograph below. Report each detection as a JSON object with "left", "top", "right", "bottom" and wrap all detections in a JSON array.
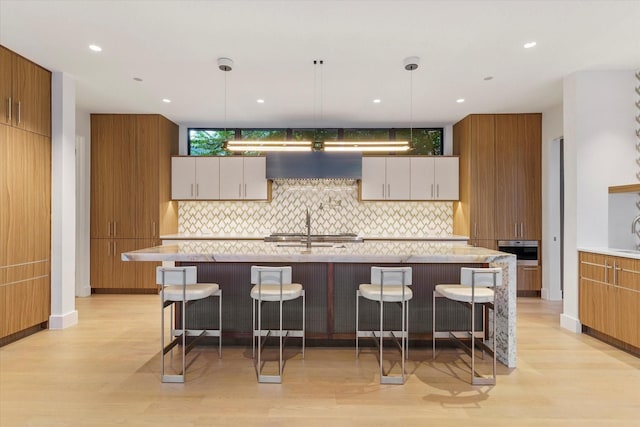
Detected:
[{"left": 179, "top": 179, "right": 453, "bottom": 236}]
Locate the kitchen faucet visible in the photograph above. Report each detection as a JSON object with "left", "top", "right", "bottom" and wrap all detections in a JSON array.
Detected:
[{"left": 305, "top": 208, "right": 312, "bottom": 249}]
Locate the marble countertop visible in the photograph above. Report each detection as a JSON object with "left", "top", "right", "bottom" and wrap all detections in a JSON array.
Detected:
[
  {"left": 123, "top": 240, "right": 511, "bottom": 264},
  {"left": 160, "top": 233, "right": 470, "bottom": 242},
  {"left": 578, "top": 246, "right": 640, "bottom": 259}
]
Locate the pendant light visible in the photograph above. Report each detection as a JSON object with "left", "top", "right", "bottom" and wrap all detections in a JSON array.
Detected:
[{"left": 404, "top": 56, "right": 419, "bottom": 151}]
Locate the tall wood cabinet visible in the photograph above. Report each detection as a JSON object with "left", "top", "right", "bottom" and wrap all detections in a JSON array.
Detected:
[
  {"left": 453, "top": 113, "right": 542, "bottom": 292},
  {"left": 1, "top": 46, "right": 51, "bottom": 341},
  {"left": 90, "top": 114, "right": 178, "bottom": 292}
]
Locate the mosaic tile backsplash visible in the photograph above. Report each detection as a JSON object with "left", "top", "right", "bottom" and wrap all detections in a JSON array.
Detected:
[{"left": 179, "top": 179, "right": 453, "bottom": 237}]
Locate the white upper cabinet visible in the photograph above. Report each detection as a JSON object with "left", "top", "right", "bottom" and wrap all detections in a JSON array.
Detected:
[
  {"left": 410, "top": 157, "right": 459, "bottom": 200},
  {"left": 219, "top": 157, "right": 268, "bottom": 200},
  {"left": 361, "top": 157, "right": 410, "bottom": 200},
  {"left": 171, "top": 157, "right": 220, "bottom": 200}
]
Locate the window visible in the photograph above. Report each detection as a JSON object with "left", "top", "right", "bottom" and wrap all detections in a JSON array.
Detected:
[{"left": 188, "top": 127, "right": 443, "bottom": 155}]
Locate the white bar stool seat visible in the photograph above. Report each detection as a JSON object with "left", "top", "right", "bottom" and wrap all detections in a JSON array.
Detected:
[
  {"left": 432, "top": 266, "right": 502, "bottom": 385},
  {"left": 250, "top": 266, "right": 305, "bottom": 384},
  {"left": 356, "top": 266, "right": 412, "bottom": 385},
  {"left": 158, "top": 266, "right": 222, "bottom": 383}
]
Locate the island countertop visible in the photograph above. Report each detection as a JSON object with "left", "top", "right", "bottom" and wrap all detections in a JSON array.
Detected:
[
  {"left": 123, "top": 240, "right": 507, "bottom": 263},
  {"left": 123, "top": 240, "right": 517, "bottom": 368}
]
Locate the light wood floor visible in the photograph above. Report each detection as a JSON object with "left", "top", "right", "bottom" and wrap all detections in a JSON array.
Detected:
[{"left": 1, "top": 296, "right": 639, "bottom": 426}]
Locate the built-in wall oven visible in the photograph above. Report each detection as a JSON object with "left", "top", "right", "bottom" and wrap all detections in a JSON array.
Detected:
[{"left": 497, "top": 240, "right": 539, "bottom": 266}]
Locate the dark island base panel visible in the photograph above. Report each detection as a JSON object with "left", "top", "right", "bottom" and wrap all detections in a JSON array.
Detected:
[{"left": 176, "top": 261, "right": 487, "bottom": 346}]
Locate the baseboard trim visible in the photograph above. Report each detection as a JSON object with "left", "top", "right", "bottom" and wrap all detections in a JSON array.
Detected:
[
  {"left": 560, "top": 313, "right": 582, "bottom": 333},
  {"left": 49, "top": 310, "right": 78, "bottom": 330}
]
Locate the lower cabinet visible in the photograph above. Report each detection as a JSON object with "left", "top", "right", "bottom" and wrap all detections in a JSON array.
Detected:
[
  {"left": 90, "top": 239, "right": 159, "bottom": 292},
  {"left": 579, "top": 251, "right": 640, "bottom": 349},
  {"left": 517, "top": 265, "right": 541, "bottom": 292}
]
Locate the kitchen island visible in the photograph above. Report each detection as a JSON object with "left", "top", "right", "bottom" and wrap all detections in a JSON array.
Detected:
[{"left": 123, "top": 240, "right": 517, "bottom": 367}]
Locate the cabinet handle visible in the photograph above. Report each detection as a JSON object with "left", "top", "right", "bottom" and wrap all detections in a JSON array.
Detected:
[
  {"left": 244, "top": 183, "right": 247, "bottom": 198},
  {"left": 17, "top": 101, "right": 21, "bottom": 124},
  {"left": 387, "top": 184, "right": 391, "bottom": 199},
  {"left": 239, "top": 184, "right": 242, "bottom": 198},
  {"left": 613, "top": 261, "right": 618, "bottom": 286},
  {"left": 382, "top": 184, "right": 385, "bottom": 198},
  {"left": 6, "top": 97, "right": 11, "bottom": 122},
  {"left": 474, "top": 223, "right": 478, "bottom": 238},
  {"left": 431, "top": 184, "right": 434, "bottom": 198},
  {"left": 196, "top": 183, "right": 199, "bottom": 197},
  {"left": 523, "top": 267, "right": 538, "bottom": 271},
  {"left": 604, "top": 260, "right": 609, "bottom": 283},
  {"left": 514, "top": 223, "right": 518, "bottom": 237},
  {"left": 436, "top": 184, "right": 440, "bottom": 198},
  {"left": 520, "top": 223, "right": 524, "bottom": 238}
]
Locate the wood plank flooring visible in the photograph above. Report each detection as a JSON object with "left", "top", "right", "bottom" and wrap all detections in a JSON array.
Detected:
[{"left": 1, "top": 295, "right": 639, "bottom": 426}]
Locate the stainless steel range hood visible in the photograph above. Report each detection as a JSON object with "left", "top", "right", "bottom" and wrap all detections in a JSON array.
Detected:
[{"left": 266, "top": 152, "right": 362, "bottom": 179}]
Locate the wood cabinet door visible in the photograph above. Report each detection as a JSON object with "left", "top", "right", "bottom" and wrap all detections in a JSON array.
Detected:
[
  {"left": 494, "top": 114, "right": 519, "bottom": 239},
  {"left": 361, "top": 157, "right": 386, "bottom": 200},
  {"left": 171, "top": 157, "right": 196, "bottom": 200},
  {"left": 579, "top": 252, "right": 616, "bottom": 335},
  {"left": 136, "top": 239, "right": 161, "bottom": 290},
  {"left": 111, "top": 239, "right": 140, "bottom": 289},
  {"left": 470, "top": 115, "right": 495, "bottom": 240},
  {"left": 90, "top": 238, "right": 112, "bottom": 289},
  {"left": 110, "top": 116, "right": 136, "bottom": 238},
  {"left": 615, "top": 286, "right": 640, "bottom": 347},
  {"left": 385, "top": 157, "right": 411, "bottom": 200},
  {"left": 219, "top": 157, "right": 244, "bottom": 200},
  {"left": 434, "top": 157, "right": 459, "bottom": 200},
  {"left": 243, "top": 157, "right": 268, "bottom": 200},
  {"left": 91, "top": 115, "right": 114, "bottom": 238},
  {"left": 12, "top": 52, "right": 50, "bottom": 137},
  {"left": 409, "top": 157, "right": 434, "bottom": 200},
  {"left": 0, "top": 46, "right": 11, "bottom": 127},
  {"left": 195, "top": 157, "right": 220, "bottom": 199},
  {"left": 0, "top": 125, "right": 9, "bottom": 272},
  {"left": 519, "top": 114, "right": 542, "bottom": 240},
  {"left": 2, "top": 276, "right": 50, "bottom": 337},
  {"left": 517, "top": 265, "right": 541, "bottom": 291},
  {"left": 136, "top": 115, "right": 160, "bottom": 238}
]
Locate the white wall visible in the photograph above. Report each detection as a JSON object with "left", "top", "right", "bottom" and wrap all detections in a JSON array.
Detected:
[
  {"left": 541, "top": 103, "right": 563, "bottom": 301},
  {"left": 75, "top": 110, "right": 91, "bottom": 297},
  {"left": 562, "top": 70, "right": 637, "bottom": 332}
]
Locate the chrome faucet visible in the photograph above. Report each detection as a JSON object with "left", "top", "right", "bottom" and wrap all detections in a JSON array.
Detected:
[{"left": 305, "top": 208, "right": 312, "bottom": 248}]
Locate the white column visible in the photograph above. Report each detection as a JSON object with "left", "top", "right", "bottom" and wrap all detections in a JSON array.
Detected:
[{"left": 50, "top": 72, "right": 78, "bottom": 329}]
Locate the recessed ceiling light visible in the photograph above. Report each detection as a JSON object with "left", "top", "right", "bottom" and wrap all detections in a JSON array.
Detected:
[
  {"left": 523, "top": 41, "right": 537, "bottom": 49},
  {"left": 483, "top": 76, "right": 494, "bottom": 81},
  {"left": 89, "top": 44, "right": 102, "bottom": 52},
  {"left": 373, "top": 99, "right": 381, "bottom": 104},
  {"left": 162, "top": 99, "right": 171, "bottom": 103},
  {"left": 256, "top": 99, "right": 265, "bottom": 104},
  {"left": 133, "top": 77, "right": 143, "bottom": 82},
  {"left": 456, "top": 98, "right": 465, "bottom": 103}
]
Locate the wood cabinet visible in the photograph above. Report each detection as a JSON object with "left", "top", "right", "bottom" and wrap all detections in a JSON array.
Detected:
[
  {"left": 171, "top": 157, "right": 220, "bottom": 200},
  {"left": 579, "top": 251, "right": 640, "bottom": 348},
  {"left": 1, "top": 124, "right": 51, "bottom": 339},
  {"left": 410, "top": 157, "right": 459, "bottom": 200},
  {"left": 361, "top": 156, "right": 411, "bottom": 200},
  {"left": 219, "top": 156, "right": 268, "bottom": 200},
  {"left": 494, "top": 114, "right": 541, "bottom": 240},
  {"left": 90, "top": 114, "right": 178, "bottom": 291},
  {"left": 453, "top": 115, "right": 496, "bottom": 245},
  {"left": 0, "top": 45, "right": 51, "bottom": 137},
  {"left": 517, "top": 265, "right": 541, "bottom": 292}
]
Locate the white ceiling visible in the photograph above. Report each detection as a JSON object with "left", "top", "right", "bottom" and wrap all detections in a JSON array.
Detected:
[{"left": 1, "top": 0, "right": 639, "bottom": 129}]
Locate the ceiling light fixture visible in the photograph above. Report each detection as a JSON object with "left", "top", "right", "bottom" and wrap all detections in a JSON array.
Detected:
[
  {"left": 373, "top": 99, "right": 381, "bottom": 104},
  {"left": 456, "top": 98, "right": 465, "bottom": 103},
  {"left": 162, "top": 98, "right": 171, "bottom": 103},
  {"left": 89, "top": 44, "right": 102, "bottom": 52},
  {"left": 524, "top": 41, "right": 537, "bottom": 49},
  {"left": 256, "top": 99, "right": 265, "bottom": 103}
]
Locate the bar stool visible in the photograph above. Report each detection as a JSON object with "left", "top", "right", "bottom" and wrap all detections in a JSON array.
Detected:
[
  {"left": 356, "top": 266, "right": 412, "bottom": 385},
  {"left": 158, "top": 266, "right": 222, "bottom": 383},
  {"left": 250, "top": 266, "right": 305, "bottom": 384},
  {"left": 432, "top": 267, "right": 502, "bottom": 385}
]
